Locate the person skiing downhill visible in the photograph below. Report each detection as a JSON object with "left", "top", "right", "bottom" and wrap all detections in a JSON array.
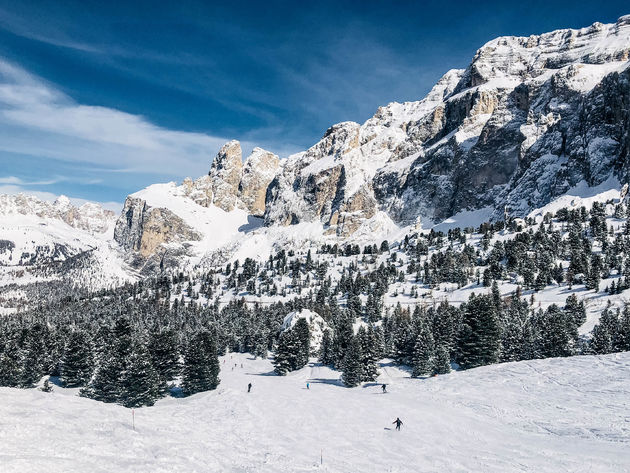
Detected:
[
  {"left": 382, "top": 384, "right": 387, "bottom": 393},
  {"left": 393, "top": 417, "right": 403, "bottom": 431},
  {"left": 247, "top": 383, "right": 252, "bottom": 393},
  {"left": 306, "top": 382, "right": 310, "bottom": 390}
]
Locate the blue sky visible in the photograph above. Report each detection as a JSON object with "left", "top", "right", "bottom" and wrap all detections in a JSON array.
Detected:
[{"left": 0, "top": 0, "right": 627, "bottom": 209}]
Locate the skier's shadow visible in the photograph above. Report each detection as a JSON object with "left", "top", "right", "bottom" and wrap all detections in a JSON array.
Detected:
[{"left": 384, "top": 428, "right": 392, "bottom": 431}]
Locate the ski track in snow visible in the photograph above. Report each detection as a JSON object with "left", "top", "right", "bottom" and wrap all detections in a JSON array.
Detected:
[{"left": 1, "top": 352, "right": 629, "bottom": 472}]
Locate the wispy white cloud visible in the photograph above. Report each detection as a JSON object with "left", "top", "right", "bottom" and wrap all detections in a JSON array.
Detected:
[
  {"left": 0, "top": 59, "right": 253, "bottom": 178},
  {"left": 0, "top": 175, "right": 62, "bottom": 186}
]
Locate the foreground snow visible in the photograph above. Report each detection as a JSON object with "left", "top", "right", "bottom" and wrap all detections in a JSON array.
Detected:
[{"left": 1, "top": 353, "right": 629, "bottom": 472}]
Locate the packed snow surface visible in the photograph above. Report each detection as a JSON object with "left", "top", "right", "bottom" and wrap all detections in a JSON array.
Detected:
[{"left": 1, "top": 352, "right": 629, "bottom": 472}]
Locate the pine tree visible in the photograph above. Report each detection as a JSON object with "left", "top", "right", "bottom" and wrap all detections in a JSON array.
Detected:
[
  {"left": 341, "top": 336, "right": 363, "bottom": 387},
  {"left": 617, "top": 307, "right": 630, "bottom": 351},
  {"left": 564, "top": 294, "right": 586, "bottom": 330},
  {"left": 293, "top": 318, "right": 311, "bottom": 370},
  {"left": 585, "top": 255, "right": 602, "bottom": 291},
  {"left": 536, "top": 304, "right": 577, "bottom": 358},
  {"left": 19, "top": 326, "right": 48, "bottom": 388},
  {"left": 0, "top": 340, "right": 21, "bottom": 387},
  {"left": 590, "top": 307, "right": 619, "bottom": 354},
  {"left": 60, "top": 330, "right": 93, "bottom": 387},
  {"left": 432, "top": 345, "right": 451, "bottom": 375},
  {"left": 358, "top": 326, "right": 379, "bottom": 381},
  {"left": 181, "top": 331, "right": 220, "bottom": 396},
  {"left": 83, "top": 344, "right": 125, "bottom": 403},
  {"left": 318, "top": 329, "right": 334, "bottom": 366},
  {"left": 411, "top": 324, "right": 434, "bottom": 377},
  {"left": 457, "top": 294, "right": 501, "bottom": 369},
  {"left": 500, "top": 294, "right": 533, "bottom": 362},
  {"left": 332, "top": 314, "right": 354, "bottom": 369},
  {"left": 121, "top": 342, "right": 161, "bottom": 407},
  {"left": 147, "top": 328, "right": 180, "bottom": 391},
  {"left": 273, "top": 331, "right": 296, "bottom": 375}
]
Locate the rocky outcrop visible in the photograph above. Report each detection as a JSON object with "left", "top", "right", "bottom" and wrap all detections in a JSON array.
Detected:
[
  {"left": 208, "top": 140, "right": 243, "bottom": 211},
  {"left": 114, "top": 196, "right": 201, "bottom": 258},
  {"left": 239, "top": 148, "right": 280, "bottom": 216},
  {"left": 265, "top": 15, "right": 630, "bottom": 228},
  {"left": 181, "top": 142, "right": 279, "bottom": 216}
]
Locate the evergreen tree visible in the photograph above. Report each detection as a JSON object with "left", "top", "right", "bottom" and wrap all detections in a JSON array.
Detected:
[
  {"left": 83, "top": 346, "right": 125, "bottom": 403},
  {"left": 293, "top": 318, "right": 311, "bottom": 370},
  {"left": 500, "top": 293, "right": 533, "bottom": 362},
  {"left": 341, "top": 336, "right": 363, "bottom": 387},
  {"left": 432, "top": 345, "right": 451, "bottom": 375},
  {"left": 147, "top": 328, "right": 180, "bottom": 390},
  {"left": 457, "top": 294, "right": 501, "bottom": 369},
  {"left": 273, "top": 331, "right": 296, "bottom": 375},
  {"left": 60, "top": 330, "right": 93, "bottom": 387},
  {"left": 411, "top": 324, "right": 434, "bottom": 377},
  {"left": 181, "top": 331, "right": 220, "bottom": 396},
  {"left": 590, "top": 306, "right": 619, "bottom": 354},
  {"left": 0, "top": 340, "right": 21, "bottom": 387},
  {"left": 585, "top": 255, "right": 602, "bottom": 291},
  {"left": 19, "top": 326, "right": 48, "bottom": 388},
  {"left": 121, "top": 341, "right": 161, "bottom": 407},
  {"left": 536, "top": 304, "right": 577, "bottom": 358},
  {"left": 564, "top": 294, "right": 586, "bottom": 330},
  {"left": 318, "top": 329, "right": 334, "bottom": 366},
  {"left": 358, "top": 326, "right": 379, "bottom": 381}
]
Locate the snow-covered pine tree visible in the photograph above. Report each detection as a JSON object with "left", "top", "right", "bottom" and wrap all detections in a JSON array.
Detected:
[
  {"left": 536, "top": 304, "right": 578, "bottom": 357},
  {"left": 147, "top": 328, "right": 180, "bottom": 391},
  {"left": 432, "top": 345, "right": 451, "bottom": 375},
  {"left": 457, "top": 293, "right": 500, "bottom": 369},
  {"left": 273, "top": 330, "right": 295, "bottom": 375},
  {"left": 121, "top": 341, "right": 161, "bottom": 407},
  {"left": 411, "top": 323, "right": 434, "bottom": 377},
  {"left": 564, "top": 294, "right": 586, "bottom": 330},
  {"left": 341, "top": 336, "right": 363, "bottom": 387},
  {"left": 293, "top": 318, "right": 311, "bottom": 370},
  {"left": 318, "top": 329, "right": 334, "bottom": 366},
  {"left": 181, "top": 331, "right": 220, "bottom": 396},
  {"left": 358, "top": 326, "right": 379, "bottom": 381},
  {"left": 60, "top": 330, "right": 94, "bottom": 387},
  {"left": 82, "top": 346, "right": 125, "bottom": 403},
  {"left": 0, "top": 340, "right": 21, "bottom": 387},
  {"left": 590, "top": 306, "right": 619, "bottom": 354}
]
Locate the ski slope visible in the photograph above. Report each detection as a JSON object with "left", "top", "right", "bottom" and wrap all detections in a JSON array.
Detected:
[{"left": 1, "top": 353, "right": 629, "bottom": 472}]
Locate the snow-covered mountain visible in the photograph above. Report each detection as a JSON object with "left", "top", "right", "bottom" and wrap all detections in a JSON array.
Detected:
[
  {"left": 110, "top": 15, "right": 630, "bottom": 268},
  {"left": 0, "top": 194, "right": 132, "bottom": 303}
]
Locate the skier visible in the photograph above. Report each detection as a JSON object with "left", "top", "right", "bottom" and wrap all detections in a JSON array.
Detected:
[
  {"left": 248, "top": 383, "right": 252, "bottom": 393},
  {"left": 382, "top": 384, "right": 387, "bottom": 393},
  {"left": 392, "top": 417, "right": 403, "bottom": 431},
  {"left": 306, "top": 382, "right": 310, "bottom": 390}
]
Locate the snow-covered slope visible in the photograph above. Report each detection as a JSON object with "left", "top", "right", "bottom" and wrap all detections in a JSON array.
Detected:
[
  {"left": 0, "top": 193, "right": 132, "bottom": 296},
  {"left": 1, "top": 352, "right": 629, "bottom": 472}
]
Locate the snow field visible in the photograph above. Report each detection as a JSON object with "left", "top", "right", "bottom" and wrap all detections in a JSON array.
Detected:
[{"left": 1, "top": 352, "right": 629, "bottom": 472}]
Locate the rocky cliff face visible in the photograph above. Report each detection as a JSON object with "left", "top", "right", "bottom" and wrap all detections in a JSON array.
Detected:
[
  {"left": 113, "top": 196, "right": 202, "bottom": 258},
  {"left": 265, "top": 15, "right": 630, "bottom": 228},
  {"left": 113, "top": 15, "right": 630, "bottom": 265},
  {"left": 113, "top": 143, "right": 279, "bottom": 264}
]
